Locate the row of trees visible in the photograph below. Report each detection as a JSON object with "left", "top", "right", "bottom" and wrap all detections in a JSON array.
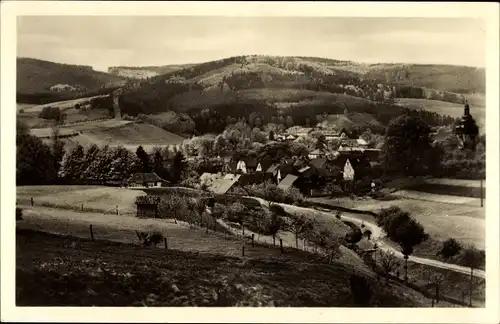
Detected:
[{"left": 58, "top": 144, "right": 187, "bottom": 185}]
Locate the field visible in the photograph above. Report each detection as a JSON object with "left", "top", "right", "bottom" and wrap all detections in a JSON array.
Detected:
[
  {"left": 21, "top": 95, "right": 108, "bottom": 113},
  {"left": 16, "top": 229, "right": 441, "bottom": 307},
  {"left": 17, "top": 186, "right": 144, "bottom": 215},
  {"left": 394, "top": 98, "right": 486, "bottom": 132},
  {"left": 29, "top": 120, "right": 186, "bottom": 152},
  {"left": 309, "top": 196, "right": 484, "bottom": 249}
]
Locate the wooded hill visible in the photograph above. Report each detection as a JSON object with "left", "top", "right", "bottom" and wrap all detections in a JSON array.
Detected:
[
  {"left": 116, "top": 55, "right": 480, "bottom": 134},
  {"left": 17, "top": 58, "right": 127, "bottom": 104}
]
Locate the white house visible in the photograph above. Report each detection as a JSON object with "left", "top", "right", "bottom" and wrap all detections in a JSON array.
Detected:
[
  {"left": 236, "top": 160, "right": 248, "bottom": 174},
  {"left": 343, "top": 159, "right": 355, "bottom": 181},
  {"left": 256, "top": 162, "right": 263, "bottom": 172}
]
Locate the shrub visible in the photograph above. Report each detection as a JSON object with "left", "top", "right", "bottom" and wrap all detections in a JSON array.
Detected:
[
  {"left": 439, "top": 238, "right": 462, "bottom": 259},
  {"left": 135, "top": 230, "right": 164, "bottom": 247},
  {"left": 335, "top": 211, "right": 342, "bottom": 219},
  {"left": 19, "top": 109, "right": 25, "bottom": 113},
  {"left": 16, "top": 207, "right": 23, "bottom": 221}
]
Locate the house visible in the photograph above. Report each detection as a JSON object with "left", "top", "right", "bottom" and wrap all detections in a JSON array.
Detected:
[
  {"left": 334, "top": 154, "right": 373, "bottom": 181},
  {"left": 338, "top": 139, "right": 366, "bottom": 152},
  {"left": 318, "top": 128, "right": 349, "bottom": 141},
  {"left": 128, "top": 172, "right": 168, "bottom": 188},
  {"left": 277, "top": 174, "right": 299, "bottom": 191},
  {"left": 199, "top": 173, "right": 241, "bottom": 195},
  {"left": 236, "top": 160, "right": 248, "bottom": 174},
  {"left": 308, "top": 148, "right": 327, "bottom": 159}
]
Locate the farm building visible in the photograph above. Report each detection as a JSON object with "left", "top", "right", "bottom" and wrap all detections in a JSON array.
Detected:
[
  {"left": 128, "top": 172, "right": 168, "bottom": 188},
  {"left": 135, "top": 196, "right": 161, "bottom": 218},
  {"left": 334, "top": 154, "right": 373, "bottom": 181}
]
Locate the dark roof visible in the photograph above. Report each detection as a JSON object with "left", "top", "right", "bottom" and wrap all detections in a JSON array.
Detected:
[
  {"left": 242, "top": 157, "right": 259, "bottom": 168},
  {"left": 129, "top": 172, "right": 166, "bottom": 183},
  {"left": 310, "top": 158, "right": 327, "bottom": 170}
]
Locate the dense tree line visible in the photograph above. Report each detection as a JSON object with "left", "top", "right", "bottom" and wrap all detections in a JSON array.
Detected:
[{"left": 16, "top": 122, "right": 65, "bottom": 185}]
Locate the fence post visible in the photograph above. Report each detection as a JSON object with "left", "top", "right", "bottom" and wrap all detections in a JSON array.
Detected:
[
  {"left": 116, "top": 205, "right": 118, "bottom": 215},
  {"left": 251, "top": 234, "right": 255, "bottom": 247},
  {"left": 242, "top": 245, "right": 245, "bottom": 257},
  {"left": 164, "top": 237, "right": 168, "bottom": 250},
  {"left": 81, "top": 204, "right": 84, "bottom": 212},
  {"left": 280, "top": 239, "right": 284, "bottom": 254},
  {"left": 329, "top": 250, "right": 334, "bottom": 264},
  {"left": 31, "top": 197, "right": 34, "bottom": 206},
  {"left": 89, "top": 224, "right": 94, "bottom": 241}
]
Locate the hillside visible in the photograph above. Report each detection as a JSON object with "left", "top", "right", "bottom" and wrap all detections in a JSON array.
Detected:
[
  {"left": 17, "top": 57, "right": 127, "bottom": 104},
  {"left": 30, "top": 120, "right": 186, "bottom": 152},
  {"left": 117, "top": 55, "right": 469, "bottom": 135},
  {"left": 17, "top": 229, "right": 435, "bottom": 307},
  {"left": 108, "top": 64, "right": 196, "bottom": 79}
]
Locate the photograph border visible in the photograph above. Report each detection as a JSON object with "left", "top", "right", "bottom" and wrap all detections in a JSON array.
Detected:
[{"left": 2, "top": 1, "right": 499, "bottom": 323}]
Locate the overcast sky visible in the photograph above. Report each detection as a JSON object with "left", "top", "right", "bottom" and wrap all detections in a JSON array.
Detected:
[{"left": 17, "top": 16, "right": 486, "bottom": 71}]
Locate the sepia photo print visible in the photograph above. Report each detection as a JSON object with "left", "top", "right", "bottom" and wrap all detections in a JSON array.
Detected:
[{"left": 2, "top": 2, "right": 500, "bottom": 323}]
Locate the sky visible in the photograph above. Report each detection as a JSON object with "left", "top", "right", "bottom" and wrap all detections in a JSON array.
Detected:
[{"left": 17, "top": 16, "right": 486, "bottom": 72}]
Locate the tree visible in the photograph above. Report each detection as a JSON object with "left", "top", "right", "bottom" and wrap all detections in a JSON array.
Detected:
[
  {"left": 168, "top": 151, "right": 187, "bottom": 184},
  {"left": 267, "top": 204, "right": 287, "bottom": 245},
  {"left": 224, "top": 202, "right": 247, "bottom": 235},
  {"left": 16, "top": 121, "right": 60, "bottom": 185},
  {"left": 285, "top": 116, "right": 294, "bottom": 128},
  {"left": 461, "top": 245, "right": 483, "bottom": 307},
  {"left": 377, "top": 206, "right": 428, "bottom": 281},
  {"left": 152, "top": 147, "right": 168, "bottom": 180},
  {"left": 268, "top": 130, "right": 275, "bottom": 141},
  {"left": 382, "top": 115, "right": 434, "bottom": 177},
  {"left": 379, "top": 251, "right": 400, "bottom": 285},
  {"left": 286, "top": 213, "right": 314, "bottom": 249},
  {"left": 315, "top": 134, "right": 327, "bottom": 150},
  {"left": 439, "top": 238, "right": 462, "bottom": 259},
  {"left": 136, "top": 146, "right": 151, "bottom": 173}
]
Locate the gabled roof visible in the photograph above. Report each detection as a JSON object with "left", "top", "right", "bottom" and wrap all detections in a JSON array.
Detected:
[
  {"left": 310, "top": 158, "right": 327, "bottom": 170},
  {"left": 200, "top": 172, "right": 241, "bottom": 195},
  {"left": 266, "top": 164, "right": 280, "bottom": 174},
  {"left": 129, "top": 172, "right": 166, "bottom": 183},
  {"left": 277, "top": 174, "right": 299, "bottom": 191}
]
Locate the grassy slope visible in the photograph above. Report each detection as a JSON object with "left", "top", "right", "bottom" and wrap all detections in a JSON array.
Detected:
[
  {"left": 17, "top": 58, "right": 126, "bottom": 93},
  {"left": 16, "top": 229, "right": 436, "bottom": 307}
]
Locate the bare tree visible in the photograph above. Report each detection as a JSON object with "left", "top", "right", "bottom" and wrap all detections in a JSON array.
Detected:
[
  {"left": 286, "top": 213, "right": 314, "bottom": 249},
  {"left": 379, "top": 251, "right": 400, "bottom": 285}
]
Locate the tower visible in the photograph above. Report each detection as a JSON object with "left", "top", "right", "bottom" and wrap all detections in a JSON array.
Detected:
[{"left": 455, "top": 99, "right": 479, "bottom": 150}]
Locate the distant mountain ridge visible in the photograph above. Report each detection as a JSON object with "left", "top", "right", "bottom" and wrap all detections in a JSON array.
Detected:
[{"left": 108, "top": 64, "right": 196, "bottom": 79}]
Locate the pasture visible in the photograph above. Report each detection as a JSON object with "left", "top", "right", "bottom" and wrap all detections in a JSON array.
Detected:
[{"left": 17, "top": 186, "right": 144, "bottom": 215}]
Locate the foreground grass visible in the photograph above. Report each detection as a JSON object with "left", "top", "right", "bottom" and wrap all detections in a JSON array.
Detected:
[{"left": 17, "top": 229, "right": 436, "bottom": 307}]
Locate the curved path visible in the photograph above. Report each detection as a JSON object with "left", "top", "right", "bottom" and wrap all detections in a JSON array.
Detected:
[{"left": 245, "top": 196, "right": 485, "bottom": 279}]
